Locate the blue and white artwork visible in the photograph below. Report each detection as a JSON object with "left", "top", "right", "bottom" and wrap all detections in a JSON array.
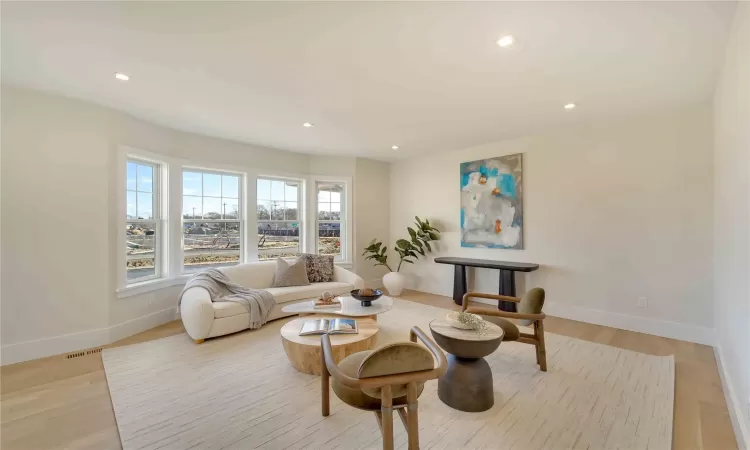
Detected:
[{"left": 460, "top": 154, "right": 523, "bottom": 249}]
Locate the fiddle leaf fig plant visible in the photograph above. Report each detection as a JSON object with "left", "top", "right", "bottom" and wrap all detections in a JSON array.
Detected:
[{"left": 363, "top": 216, "right": 441, "bottom": 272}]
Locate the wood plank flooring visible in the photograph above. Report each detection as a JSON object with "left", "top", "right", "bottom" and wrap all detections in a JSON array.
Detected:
[{"left": 0, "top": 291, "right": 737, "bottom": 450}]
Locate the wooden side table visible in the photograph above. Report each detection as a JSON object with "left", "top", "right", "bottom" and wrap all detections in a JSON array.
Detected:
[
  {"left": 280, "top": 315, "right": 379, "bottom": 375},
  {"left": 429, "top": 319, "right": 504, "bottom": 412}
]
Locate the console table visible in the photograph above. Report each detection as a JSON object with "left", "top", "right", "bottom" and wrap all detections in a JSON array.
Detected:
[{"left": 434, "top": 257, "right": 539, "bottom": 311}]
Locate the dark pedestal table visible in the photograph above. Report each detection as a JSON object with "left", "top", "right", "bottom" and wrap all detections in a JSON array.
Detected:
[
  {"left": 429, "top": 319, "right": 504, "bottom": 412},
  {"left": 434, "top": 257, "right": 539, "bottom": 312}
]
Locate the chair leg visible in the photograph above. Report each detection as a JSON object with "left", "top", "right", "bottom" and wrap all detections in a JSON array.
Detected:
[
  {"left": 406, "top": 383, "right": 420, "bottom": 450},
  {"left": 397, "top": 408, "right": 408, "bottom": 429},
  {"left": 321, "top": 350, "right": 330, "bottom": 416},
  {"left": 381, "top": 385, "right": 394, "bottom": 450},
  {"left": 536, "top": 321, "right": 547, "bottom": 372}
]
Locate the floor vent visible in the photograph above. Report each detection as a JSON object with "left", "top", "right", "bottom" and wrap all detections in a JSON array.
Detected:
[{"left": 66, "top": 348, "right": 103, "bottom": 359}]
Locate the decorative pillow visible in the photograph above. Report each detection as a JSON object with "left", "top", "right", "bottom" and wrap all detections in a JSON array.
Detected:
[
  {"left": 302, "top": 253, "right": 335, "bottom": 283},
  {"left": 272, "top": 257, "right": 311, "bottom": 287}
]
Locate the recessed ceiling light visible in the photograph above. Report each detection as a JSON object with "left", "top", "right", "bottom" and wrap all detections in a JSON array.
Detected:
[
  {"left": 114, "top": 72, "right": 130, "bottom": 81},
  {"left": 392, "top": 145, "right": 399, "bottom": 150},
  {"left": 564, "top": 103, "right": 577, "bottom": 109},
  {"left": 496, "top": 35, "right": 515, "bottom": 48},
  {"left": 302, "top": 122, "right": 314, "bottom": 128}
]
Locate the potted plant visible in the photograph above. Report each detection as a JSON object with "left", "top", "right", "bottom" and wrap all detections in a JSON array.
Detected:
[{"left": 362, "top": 216, "right": 440, "bottom": 296}]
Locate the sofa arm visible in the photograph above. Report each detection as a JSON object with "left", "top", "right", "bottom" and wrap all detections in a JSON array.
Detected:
[
  {"left": 333, "top": 265, "right": 364, "bottom": 290},
  {"left": 180, "top": 287, "right": 214, "bottom": 340}
]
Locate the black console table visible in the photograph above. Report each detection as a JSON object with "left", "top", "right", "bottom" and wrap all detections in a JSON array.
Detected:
[{"left": 434, "top": 257, "right": 539, "bottom": 311}]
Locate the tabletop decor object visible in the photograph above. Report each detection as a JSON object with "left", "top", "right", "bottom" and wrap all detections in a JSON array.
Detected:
[
  {"left": 446, "top": 311, "right": 488, "bottom": 334},
  {"left": 350, "top": 288, "right": 383, "bottom": 306}
]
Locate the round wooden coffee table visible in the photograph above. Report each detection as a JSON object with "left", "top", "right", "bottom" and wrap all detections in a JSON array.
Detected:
[
  {"left": 429, "top": 319, "right": 504, "bottom": 412},
  {"left": 280, "top": 315, "right": 379, "bottom": 375}
]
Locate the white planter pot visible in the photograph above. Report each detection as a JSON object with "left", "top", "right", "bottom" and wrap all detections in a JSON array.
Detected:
[{"left": 383, "top": 272, "right": 406, "bottom": 296}]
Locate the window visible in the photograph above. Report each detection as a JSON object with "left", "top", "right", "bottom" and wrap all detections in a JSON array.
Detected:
[
  {"left": 182, "top": 170, "right": 242, "bottom": 273},
  {"left": 316, "top": 182, "right": 345, "bottom": 260},
  {"left": 126, "top": 160, "right": 161, "bottom": 283},
  {"left": 257, "top": 178, "right": 302, "bottom": 260}
]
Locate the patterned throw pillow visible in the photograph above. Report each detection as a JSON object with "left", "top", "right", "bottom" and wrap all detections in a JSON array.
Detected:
[
  {"left": 272, "top": 257, "right": 311, "bottom": 287},
  {"left": 302, "top": 253, "right": 335, "bottom": 283}
]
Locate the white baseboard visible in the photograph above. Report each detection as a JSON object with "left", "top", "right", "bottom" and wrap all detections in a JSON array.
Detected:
[
  {"left": 714, "top": 345, "right": 750, "bottom": 450},
  {"left": 109, "top": 307, "right": 179, "bottom": 343},
  {"left": 1, "top": 307, "right": 178, "bottom": 366},
  {"left": 544, "top": 301, "right": 715, "bottom": 346},
  {"left": 1, "top": 327, "right": 110, "bottom": 366}
]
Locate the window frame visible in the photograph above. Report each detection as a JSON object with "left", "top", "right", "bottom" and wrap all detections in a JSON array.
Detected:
[
  {"left": 120, "top": 153, "right": 168, "bottom": 289},
  {"left": 181, "top": 167, "right": 245, "bottom": 274},
  {"left": 256, "top": 176, "right": 305, "bottom": 261},
  {"left": 315, "top": 181, "right": 347, "bottom": 262},
  {"left": 116, "top": 146, "right": 354, "bottom": 299},
  {"left": 309, "top": 175, "right": 353, "bottom": 265}
]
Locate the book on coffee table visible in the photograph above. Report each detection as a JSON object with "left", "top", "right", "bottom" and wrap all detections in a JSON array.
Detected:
[{"left": 299, "top": 318, "right": 358, "bottom": 336}]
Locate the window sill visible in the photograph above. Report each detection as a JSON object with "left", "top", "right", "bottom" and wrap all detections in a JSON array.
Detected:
[
  {"left": 118, "top": 262, "right": 353, "bottom": 299},
  {"left": 116, "top": 276, "right": 188, "bottom": 299}
]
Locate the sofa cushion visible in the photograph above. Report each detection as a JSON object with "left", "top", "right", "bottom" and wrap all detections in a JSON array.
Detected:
[
  {"left": 272, "top": 257, "right": 310, "bottom": 287},
  {"left": 220, "top": 261, "right": 276, "bottom": 289},
  {"left": 212, "top": 282, "right": 353, "bottom": 318},
  {"left": 301, "top": 254, "right": 335, "bottom": 283}
]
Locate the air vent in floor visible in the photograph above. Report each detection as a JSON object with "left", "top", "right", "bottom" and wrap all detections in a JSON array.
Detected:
[{"left": 66, "top": 348, "right": 103, "bottom": 359}]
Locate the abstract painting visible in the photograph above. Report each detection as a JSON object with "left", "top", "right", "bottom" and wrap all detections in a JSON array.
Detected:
[{"left": 460, "top": 153, "right": 523, "bottom": 249}]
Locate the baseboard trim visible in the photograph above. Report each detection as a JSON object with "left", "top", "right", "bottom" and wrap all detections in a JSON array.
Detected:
[
  {"left": 1, "top": 327, "right": 110, "bottom": 366},
  {"left": 543, "top": 301, "right": 715, "bottom": 345},
  {"left": 714, "top": 345, "right": 750, "bottom": 450},
  {"left": 1, "top": 307, "right": 178, "bottom": 366},
  {"left": 109, "top": 307, "right": 179, "bottom": 343}
]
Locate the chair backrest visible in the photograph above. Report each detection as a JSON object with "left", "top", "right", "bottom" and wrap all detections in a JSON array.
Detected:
[
  {"left": 357, "top": 342, "right": 434, "bottom": 398},
  {"left": 518, "top": 287, "right": 545, "bottom": 326}
]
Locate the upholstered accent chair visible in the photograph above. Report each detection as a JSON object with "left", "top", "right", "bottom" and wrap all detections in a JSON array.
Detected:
[
  {"left": 462, "top": 288, "right": 548, "bottom": 371},
  {"left": 320, "top": 327, "right": 447, "bottom": 450}
]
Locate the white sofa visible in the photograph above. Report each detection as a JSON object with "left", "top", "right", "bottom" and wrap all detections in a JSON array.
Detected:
[{"left": 180, "top": 260, "right": 364, "bottom": 342}]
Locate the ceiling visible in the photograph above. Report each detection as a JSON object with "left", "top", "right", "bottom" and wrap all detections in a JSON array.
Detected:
[{"left": 1, "top": 1, "right": 737, "bottom": 161}]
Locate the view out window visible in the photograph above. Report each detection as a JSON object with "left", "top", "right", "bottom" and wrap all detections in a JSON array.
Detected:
[
  {"left": 126, "top": 160, "right": 160, "bottom": 283},
  {"left": 257, "top": 178, "right": 301, "bottom": 260},
  {"left": 316, "top": 182, "right": 345, "bottom": 260},
  {"left": 182, "top": 170, "right": 242, "bottom": 273}
]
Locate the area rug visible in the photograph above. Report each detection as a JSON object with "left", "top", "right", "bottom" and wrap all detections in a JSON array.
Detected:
[{"left": 103, "top": 299, "right": 674, "bottom": 450}]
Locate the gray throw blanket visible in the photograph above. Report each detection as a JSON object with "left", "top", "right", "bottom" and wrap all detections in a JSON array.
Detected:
[{"left": 179, "top": 269, "right": 275, "bottom": 329}]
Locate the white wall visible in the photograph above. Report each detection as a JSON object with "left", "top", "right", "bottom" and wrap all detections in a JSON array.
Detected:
[
  {"left": 0, "top": 85, "right": 387, "bottom": 364},
  {"left": 1, "top": 86, "right": 112, "bottom": 349},
  {"left": 354, "top": 158, "right": 391, "bottom": 286},
  {"left": 390, "top": 105, "right": 715, "bottom": 344},
  {"left": 713, "top": 3, "right": 750, "bottom": 448}
]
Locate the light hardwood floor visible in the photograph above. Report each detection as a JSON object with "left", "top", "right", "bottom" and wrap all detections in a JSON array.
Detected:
[{"left": 0, "top": 291, "right": 737, "bottom": 450}]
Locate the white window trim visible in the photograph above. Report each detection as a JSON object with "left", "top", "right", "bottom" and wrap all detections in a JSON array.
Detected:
[
  {"left": 116, "top": 146, "right": 354, "bottom": 298},
  {"left": 255, "top": 175, "right": 307, "bottom": 261},
  {"left": 181, "top": 167, "right": 245, "bottom": 275},
  {"left": 117, "top": 150, "right": 170, "bottom": 292},
  {"left": 308, "top": 175, "right": 353, "bottom": 265}
]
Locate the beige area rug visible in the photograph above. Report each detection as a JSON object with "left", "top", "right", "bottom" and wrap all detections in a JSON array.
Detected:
[{"left": 103, "top": 299, "right": 674, "bottom": 450}]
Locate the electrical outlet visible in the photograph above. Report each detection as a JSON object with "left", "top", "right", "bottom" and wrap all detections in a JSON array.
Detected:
[{"left": 637, "top": 296, "right": 648, "bottom": 308}]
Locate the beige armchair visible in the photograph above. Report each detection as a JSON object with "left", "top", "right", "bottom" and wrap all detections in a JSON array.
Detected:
[
  {"left": 462, "top": 288, "right": 547, "bottom": 371},
  {"left": 320, "top": 327, "right": 447, "bottom": 450}
]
